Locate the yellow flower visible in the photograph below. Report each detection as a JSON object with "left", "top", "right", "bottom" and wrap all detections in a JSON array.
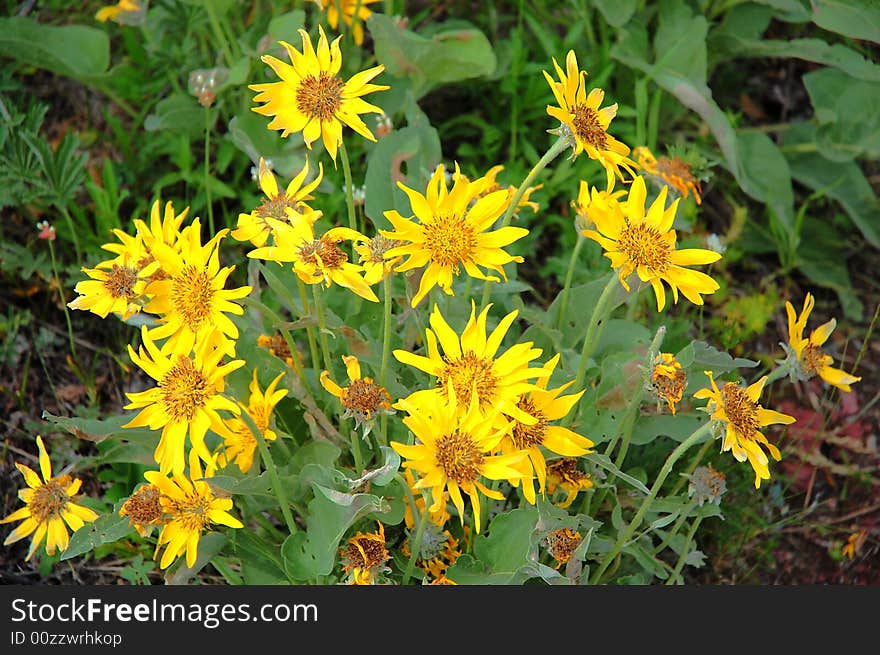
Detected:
[
  {"left": 250, "top": 26, "right": 388, "bottom": 162},
  {"left": 217, "top": 370, "right": 287, "bottom": 474},
  {"left": 233, "top": 157, "right": 323, "bottom": 248},
  {"left": 315, "top": 0, "right": 381, "bottom": 46},
  {"left": 841, "top": 530, "right": 867, "bottom": 560},
  {"left": 380, "top": 164, "right": 528, "bottom": 308},
  {"left": 461, "top": 164, "right": 543, "bottom": 215},
  {"left": 320, "top": 355, "right": 393, "bottom": 430},
  {"left": 633, "top": 146, "right": 703, "bottom": 205},
  {"left": 785, "top": 292, "right": 862, "bottom": 392},
  {"left": 257, "top": 332, "right": 296, "bottom": 367},
  {"left": 545, "top": 528, "right": 582, "bottom": 569},
  {"left": 546, "top": 458, "right": 593, "bottom": 509},
  {"left": 402, "top": 468, "right": 450, "bottom": 530},
  {"left": 353, "top": 234, "right": 403, "bottom": 285},
  {"left": 119, "top": 483, "right": 165, "bottom": 538},
  {"left": 500, "top": 354, "right": 595, "bottom": 505},
  {"left": 1, "top": 436, "right": 98, "bottom": 560},
  {"left": 67, "top": 250, "right": 159, "bottom": 320},
  {"left": 581, "top": 176, "right": 722, "bottom": 311},
  {"left": 543, "top": 50, "right": 636, "bottom": 190},
  {"left": 143, "top": 218, "right": 252, "bottom": 355},
  {"left": 144, "top": 450, "right": 243, "bottom": 569},
  {"left": 393, "top": 301, "right": 551, "bottom": 425},
  {"left": 248, "top": 219, "right": 379, "bottom": 302},
  {"left": 95, "top": 0, "right": 141, "bottom": 23},
  {"left": 650, "top": 352, "right": 687, "bottom": 415},
  {"left": 391, "top": 382, "right": 528, "bottom": 533},
  {"left": 340, "top": 522, "right": 390, "bottom": 585},
  {"left": 572, "top": 178, "right": 626, "bottom": 231},
  {"left": 124, "top": 327, "right": 244, "bottom": 476},
  {"left": 694, "top": 371, "right": 796, "bottom": 489}
]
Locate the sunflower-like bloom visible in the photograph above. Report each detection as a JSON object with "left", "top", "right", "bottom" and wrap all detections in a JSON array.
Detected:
[
  {"left": 581, "top": 176, "right": 721, "bottom": 311},
  {"left": 784, "top": 292, "right": 862, "bottom": 392},
  {"left": 320, "top": 355, "right": 393, "bottom": 431},
  {"left": 500, "top": 354, "right": 595, "bottom": 505},
  {"left": 123, "top": 327, "right": 244, "bottom": 475},
  {"left": 393, "top": 302, "right": 551, "bottom": 425},
  {"left": 250, "top": 26, "right": 388, "bottom": 162},
  {"left": 119, "top": 483, "right": 165, "bottom": 538},
  {"left": 248, "top": 219, "right": 378, "bottom": 302},
  {"left": 694, "top": 371, "right": 796, "bottom": 489},
  {"left": 316, "top": 0, "right": 381, "bottom": 46},
  {"left": 650, "top": 352, "right": 687, "bottom": 415},
  {"left": 68, "top": 249, "right": 159, "bottom": 320},
  {"left": 144, "top": 450, "right": 243, "bottom": 569},
  {"left": 462, "top": 164, "right": 543, "bottom": 216},
  {"left": 354, "top": 234, "right": 403, "bottom": 284},
  {"left": 391, "top": 383, "right": 528, "bottom": 534},
  {"left": 543, "top": 50, "right": 636, "bottom": 190},
  {"left": 572, "top": 178, "right": 626, "bottom": 231},
  {"left": 233, "top": 157, "right": 323, "bottom": 248},
  {"left": 380, "top": 164, "right": 528, "bottom": 307},
  {"left": 142, "top": 219, "right": 251, "bottom": 355},
  {"left": 340, "top": 522, "right": 391, "bottom": 585},
  {"left": 633, "top": 146, "right": 703, "bottom": 204},
  {"left": 546, "top": 458, "right": 593, "bottom": 509},
  {"left": 217, "top": 371, "right": 287, "bottom": 473},
  {"left": 1, "top": 436, "right": 98, "bottom": 560},
  {"left": 103, "top": 200, "right": 189, "bottom": 281}
]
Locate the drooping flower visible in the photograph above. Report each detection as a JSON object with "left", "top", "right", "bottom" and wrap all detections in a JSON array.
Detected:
[
  {"left": 390, "top": 382, "right": 528, "bottom": 533},
  {"left": 1, "top": 436, "right": 98, "bottom": 560},
  {"left": 380, "top": 164, "right": 528, "bottom": 307},
  {"left": 320, "top": 355, "right": 393, "bottom": 432},
  {"left": 545, "top": 458, "right": 593, "bottom": 509},
  {"left": 217, "top": 371, "right": 287, "bottom": 473},
  {"left": 248, "top": 219, "right": 379, "bottom": 302},
  {"left": 650, "top": 352, "right": 687, "bottom": 415},
  {"left": 233, "top": 157, "right": 323, "bottom": 248},
  {"left": 354, "top": 234, "right": 403, "bottom": 285},
  {"left": 144, "top": 450, "right": 243, "bottom": 569},
  {"left": 581, "top": 176, "right": 722, "bottom": 312},
  {"left": 685, "top": 464, "right": 727, "bottom": 506},
  {"left": 340, "top": 522, "right": 391, "bottom": 585},
  {"left": 123, "top": 327, "right": 245, "bottom": 476},
  {"left": 257, "top": 332, "right": 296, "bottom": 367},
  {"left": 545, "top": 528, "right": 582, "bottom": 570},
  {"left": 401, "top": 522, "right": 461, "bottom": 580},
  {"left": 694, "top": 371, "right": 796, "bottom": 489},
  {"left": 250, "top": 26, "right": 388, "bottom": 162},
  {"left": 499, "top": 354, "right": 595, "bottom": 505},
  {"left": 783, "top": 292, "right": 862, "bottom": 392},
  {"left": 119, "top": 483, "right": 165, "bottom": 537},
  {"left": 393, "top": 302, "right": 551, "bottom": 426},
  {"left": 632, "top": 145, "right": 703, "bottom": 204},
  {"left": 543, "top": 49, "right": 636, "bottom": 190},
  {"left": 315, "top": 0, "right": 381, "bottom": 46}
]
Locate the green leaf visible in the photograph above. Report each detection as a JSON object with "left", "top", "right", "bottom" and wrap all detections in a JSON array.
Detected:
[
  {"left": 0, "top": 18, "right": 110, "bottom": 82},
  {"left": 42, "top": 410, "right": 148, "bottom": 442},
  {"left": 144, "top": 94, "right": 204, "bottom": 137},
  {"left": 584, "top": 453, "right": 651, "bottom": 495},
  {"left": 267, "top": 9, "right": 306, "bottom": 43},
  {"left": 810, "top": 0, "right": 880, "bottom": 44},
  {"left": 676, "top": 340, "right": 758, "bottom": 371},
  {"left": 734, "top": 130, "right": 795, "bottom": 235},
  {"left": 164, "top": 534, "right": 228, "bottom": 585},
  {"left": 630, "top": 414, "right": 706, "bottom": 446},
  {"left": 653, "top": 0, "right": 708, "bottom": 86},
  {"left": 592, "top": 0, "right": 638, "bottom": 27},
  {"left": 473, "top": 507, "right": 538, "bottom": 575},
  {"left": 749, "top": 0, "right": 810, "bottom": 22},
  {"left": 61, "top": 506, "right": 133, "bottom": 561}
]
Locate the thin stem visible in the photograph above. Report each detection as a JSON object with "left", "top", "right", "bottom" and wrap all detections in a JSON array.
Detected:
[
  {"left": 47, "top": 238, "right": 77, "bottom": 362},
  {"left": 297, "top": 279, "right": 321, "bottom": 373},
  {"left": 338, "top": 140, "right": 359, "bottom": 257},
  {"left": 204, "top": 106, "right": 215, "bottom": 237},
  {"left": 401, "top": 490, "right": 430, "bottom": 585},
  {"left": 590, "top": 422, "right": 713, "bottom": 584},
  {"left": 667, "top": 515, "right": 703, "bottom": 585},
  {"left": 571, "top": 272, "right": 620, "bottom": 397},
  {"left": 242, "top": 410, "right": 298, "bottom": 536},
  {"left": 652, "top": 499, "right": 697, "bottom": 555},
  {"left": 311, "top": 284, "right": 335, "bottom": 377},
  {"left": 556, "top": 233, "right": 585, "bottom": 329},
  {"left": 378, "top": 274, "right": 393, "bottom": 446},
  {"left": 58, "top": 205, "right": 81, "bottom": 265}
]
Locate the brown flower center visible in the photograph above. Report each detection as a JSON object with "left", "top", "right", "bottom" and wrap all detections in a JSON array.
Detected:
[
  {"left": 171, "top": 265, "right": 215, "bottom": 332},
  {"left": 548, "top": 458, "right": 586, "bottom": 485},
  {"left": 296, "top": 72, "right": 344, "bottom": 122},
  {"left": 571, "top": 105, "right": 608, "bottom": 150},
  {"left": 618, "top": 222, "right": 672, "bottom": 272},
  {"left": 160, "top": 356, "right": 210, "bottom": 422},
  {"left": 434, "top": 430, "right": 484, "bottom": 485},
  {"left": 256, "top": 193, "right": 303, "bottom": 221},
  {"left": 547, "top": 528, "right": 581, "bottom": 566},
  {"left": 344, "top": 533, "right": 389, "bottom": 570},
  {"left": 28, "top": 478, "right": 71, "bottom": 523},
  {"left": 437, "top": 351, "right": 498, "bottom": 408},
  {"left": 423, "top": 215, "right": 478, "bottom": 270},
  {"left": 342, "top": 378, "right": 390, "bottom": 420},
  {"left": 103, "top": 264, "right": 139, "bottom": 299},
  {"left": 721, "top": 382, "right": 759, "bottom": 439},
  {"left": 137, "top": 254, "right": 169, "bottom": 284},
  {"left": 367, "top": 235, "right": 402, "bottom": 264},
  {"left": 299, "top": 236, "right": 348, "bottom": 270},
  {"left": 652, "top": 367, "right": 687, "bottom": 411},
  {"left": 167, "top": 491, "right": 213, "bottom": 533},
  {"left": 121, "top": 484, "right": 163, "bottom": 527},
  {"left": 801, "top": 342, "right": 824, "bottom": 375},
  {"left": 510, "top": 397, "right": 547, "bottom": 449}
]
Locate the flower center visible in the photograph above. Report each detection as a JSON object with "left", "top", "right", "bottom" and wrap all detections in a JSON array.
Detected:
[
  {"left": 342, "top": 378, "right": 390, "bottom": 420},
  {"left": 657, "top": 157, "right": 698, "bottom": 187},
  {"left": 437, "top": 351, "right": 498, "bottom": 408},
  {"left": 721, "top": 382, "right": 759, "bottom": 439},
  {"left": 571, "top": 105, "right": 608, "bottom": 150},
  {"left": 296, "top": 72, "right": 344, "bottom": 122},
  {"left": 548, "top": 458, "right": 586, "bottom": 485},
  {"left": 652, "top": 366, "right": 687, "bottom": 407},
  {"left": 434, "top": 430, "right": 484, "bottom": 485},
  {"left": 256, "top": 193, "right": 302, "bottom": 221},
  {"left": 367, "top": 235, "right": 402, "bottom": 264},
  {"left": 801, "top": 343, "right": 824, "bottom": 375},
  {"left": 618, "top": 222, "right": 672, "bottom": 272},
  {"left": 299, "top": 236, "right": 348, "bottom": 270},
  {"left": 171, "top": 265, "right": 215, "bottom": 332},
  {"left": 121, "top": 484, "right": 163, "bottom": 527},
  {"left": 546, "top": 528, "right": 581, "bottom": 566},
  {"left": 137, "top": 254, "right": 169, "bottom": 284},
  {"left": 103, "top": 264, "right": 139, "bottom": 299},
  {"left": 511, "top": 397, "right": 547, "bottom": 449},
  {"left": 168, "top": 492, "right": 212, "bottom": 533},
  {"left": 344, "top": 534, "right": 388, "bottom": 570},
  {"left": 159, "top": 356, "right": 210, "bottom": 422},
  {"left": 423, "top": 215, "right": 478, "bottom": 270},
  {"left": 28, "top": 478, "right": 71, "bottom": 523}
]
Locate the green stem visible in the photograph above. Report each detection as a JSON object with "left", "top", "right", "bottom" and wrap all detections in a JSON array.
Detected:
[
  {"left": 58, "top": 205, "right": 81, "bottom": 265},
  {"left": 297, "top": 279, "right": 321, "bottom": 373},
  {"left": 590, "top": 422, "right": 713, "bottom": 584},
  {"left": 338, "top": 140, "right": 359, "bottom": 257},
  {"left": 242, "top": 410, "right": 298, "bottom": 536},
  {"left": 569, "top": 273, "right": 620, "bottom": 407},
  {"left": 652, "top": 499, "right": 697, "bottom": 555},
  {"left": 378, "top": 274, "right": 393, "bottom": 446},
  {"left": 667, "top": 515, "right": 703, "bottom": 585},
  {"left": 47, "top": 238, "right": 77, "bottom": 362},
  {"left": 479, "top": 135, "right": 569, "bottom": 312},
  {"left": 670, "top": 437, "right": 714, "bottom": 497},
  {"left": 204, "top": 106, "right": 215, "bottom": 236},
  {"left": 311, "top": 284, "right": 335, "bottom": 377},
  {"left": 204, "top": 0, "right": 235, "bottom": 68},
  {"left": 401, "top": 490, "right": 430, "bottom": 585},
  {"left": 555, "top": 234, "right": 585, "bottom": 329}
]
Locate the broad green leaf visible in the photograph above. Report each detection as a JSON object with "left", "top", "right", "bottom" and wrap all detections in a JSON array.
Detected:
[
  {"left": 164, "top": 534, "right": 228, "bottom": 585},
  {"left": 734, "top": 131, "right": 795, "bottom": 236},
  {"left": 810, "top": 0, "right": 880, "bottom": 44},
  {"left": 144, "top": 94, "right": 205, "bottom": 137},
  {"left": 749, "top": 0, "right": 810, "bottom": 22},
  {"left": 445, "top": 554, "right": 517, "bottom": 584},
  {"left": 676, "top": 340, "right": 758, "bottom": 371},
  {"left": 473, "top": 507, "right": 538, "bottom": 575},
  {"left": 592, "top": 0, "right": 638, "bottom": 27},
  {"left": 61, "top": 505, "right": 133, "bottom": 561},
  {"left": 267, "top": 9, "right": 306, "bottom": 43},
  {"left": 630, "top": 414, "right": 707, "bottom": 446},
  {"left": 42, "top": 410, "right": 152, "bottom": 443},
  {"left": 0, "top": 18, "right": 109, "bottom": 82},
  {"left": 653, "top": 0, "right": 708, "bottom": 86},
  {"left": 584, "top": 453, "right": 651, "bottom": 495}
]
